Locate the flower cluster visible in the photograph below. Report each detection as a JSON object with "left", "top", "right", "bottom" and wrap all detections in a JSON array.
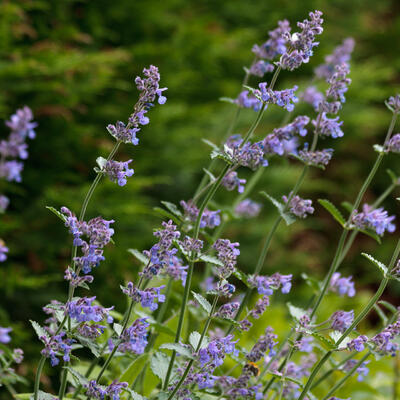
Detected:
[
  {"left": 222, "top": 171, "right": 246, "bottom": 193},
  {"left": 116, "top": 318, "right": 150, "bottom": 354},
  {"left": 347, "top": 335, "right": 368, "bottom": 352},
  {"left": 121, "top": 282, "right": 166, "bottom": 311},
  {"left": 387, "top": 133, "right": 400, "bottom": 153},
  {"left": 107, "top": 65, "right": 167, "bottom": 144},
  {"left": 104, "top": 159, "right": 134, "bottom": 186},
  {"left": 61, "top": 207, "right": 115, "bottom": 274},
  {"left": 247, "top": 327, "right": 278, "bottom": 362},
  {"left": 279, "top": 11, "right": 324, "bottom": 71},
  {"left": 329, "top": 273, "right": 356, "bottom": 297},
  {"left": 235, "top": 199, "right": 262, "bottom": 218},
  {"left": 299, "top": 147, "right": 333, "bottom": 167},
  {"left": 141, "top": 219, "right": 180, "bottom": 277},
  {"left": 342, "top": 359, "right": 370, "bottom": 382},
  {"left": 330, "top": 310, "right": 354, "bottom": 332},
  {"left": 180, "top": 200, "right": 221, "bottom": 229},
  {"left": 66, "top": 296, "right": 113, "bottom": 323},
  {"left": 40, "top": 332, "right": 74, "bottom": 367},
  {"left": 351, "top": 204, "right": 396, "bottom": 236},
  {"left": 213, "top": 239, "right": 240, "bottom": 278},
  {"left": 86, "top": 379, "right": 128, "bottom": 400},
  {"left": 198, "top": 335, "right": 238, "bottom": 367},
  {"left": 370, "top": 319, "right": 400, "bottom": 356},
  {"left": 386, "top": 94, "right": 400, "bottom": 114},
  {"left": 283, "top": 194, "right": 314, "bottom": 218},
  {"left": 248, "top": 273, "right": 292, "bottom": 295}
]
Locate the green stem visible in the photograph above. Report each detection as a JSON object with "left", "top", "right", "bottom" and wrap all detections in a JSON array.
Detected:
[
  {"left": 166, "top": 296, "right": 219, "bottom": 400},
  {"left": 58, "top": 365, "right": 69, "bottom": 400},
  {"left": 321, "top": 352, "right": 371, "bottom": 400},
  {"left": 33, "top": 356, "right": 46, "bottom": 400},
  {"left": 298, "top": 238, "right": 400, "bottom": 400}
]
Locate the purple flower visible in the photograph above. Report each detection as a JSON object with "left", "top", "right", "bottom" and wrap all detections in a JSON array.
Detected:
[
  {"left": 315, "top": 113, "right": 344, "bottom": 138},
  {"left": 297, "top": 337, "right": 314, "bottom": 352},
  {"left": 0, "top": 195, "right": 9, "bottom": 213},
  {"left": 386, "top": 94, "right": 400, "bottom": 114},
  {"left": 198, "top": 335, "right": 238, "bottom": 367},
  {"left": 342, "top": 360, "right": 370, "bottom": 382},
  {"left": 235, "top": 199, "right": 262, "bottom": 218},
  {"left": 215, "top": 281, "right": 236, "bottom": 298},
  {"left": 222, "top": 171, "right": 246, "bottom": 193},
  {"left": 64, "top": 267, "right": 94, "bottom": 288},
  {"left": 213, "top": 239, "right": 240, "bottom": 279},
  {"left": 0, "top": 160, "right": 24, "bottom": 182},
  {"left": 180, "top": 236, "right": 203, "bottom": 255},
  {"left": 40, "top": 331, "right": 74, "bottom": 366},
  {"left": 104, "top": 160, "right": 134, "bottom": 186},
  {"left": 325, "top": 63, "right": 351, "bottom": 104},
  {"left": 259, "top": 83, "right": 299, "bottom": 111},
  {"left": 249, "top": 60, "right": 275, "bottom": 77},
  {"left": 118, "top": 318, "right": 150, "bottom": 354},
  {"left": 234, "top": 90, "right": 262, "bottom": 111},
  {"left": 252, "top": 19, "right": 290, "bottom": 61},
  {"left": 247, "top": 327, "right": 277, "bottom": 362},
  {"left": 86, "top": 380, "right": 128, "bottom": 400},
  {"left": 329, "top": 273, "right": 356, "bottom": 297},
  {"left": 215, "top": 302, "right": 240, "bottom": 319},
  {"left": 249, "top": 273, "right": 292, "bottom": 295},
  {"left": 77, "top": 324, "right": 105, "bottom": 339},
  {"left": 107, "top": 121, "right": 139, "bottom": 145},
  {"left": 0, "top": 240, "right": 8, "bottom": 262},
  {"left": 299, "top": 147, "right": 333, "bottom": 167},
  {"left": 164, "top": 255, "right": 188, "bottom": 285},
  {"left": 283, "top": 194, "right": 314, "bottom": 218},
  {"left": 301, "top": 86, "right": 324, "bottom": 110},
  {"left": 279, "top": 11, "right": 324, "bottom": 71},
  {"left": 371, "top": 320, "right": 400, "bottom": 356},
  {"left": 5, "top": 106, "right": 38, "bottom": 139},
  {"left": 347, "top": 335, "right": 368, "bottom": 352},
  {"left": 122, "top": 282, "right": 166, "bottom": 311},
  {"left": 387, "top": 133, "right": 400, "bottom": 153},
  {"left": 180, "top": 200, "right": 221, "bottom": 229},
  {"left": 351, "top": 204, "right": 396, "bottom": 236},
  {"left": 249, "top": 295, "right": 270, "bottom": 319},
  {"left": 315, "top": 38, "right": 355, "bottom": 80},
  {"left": 0, "top": 327, "right": 12, "bottom": 343},
  {"left": 330, "top": 310, "right": 354, "bottom": 332},
  {"left": 66, "top": 296, "right": 113, "bottom": 323}
]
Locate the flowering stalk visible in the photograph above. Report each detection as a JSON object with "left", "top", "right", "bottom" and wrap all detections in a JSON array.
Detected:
[{"left": 297, "top": 238, "right": 400, "bottom": 400}]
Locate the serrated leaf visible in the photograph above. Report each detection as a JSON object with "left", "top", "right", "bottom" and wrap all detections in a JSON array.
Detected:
[
  {"left": 30, "top": 320, "right": 49, "bottom": 340},
  {"left": 210, "top": 148, "right": 233, "bottom": 164},
  {"left": 198, "top": 254, "right": 224, "bottom": 267},
  {"left": 120, "top": 353, "right": 149, "bottom": 384},
  {"left": 287, "top": 303, "right": 308, "bottom": 321},
  {"left": 124, "top": 388, "right": 146, "bottom": 400},
  {"left": 127, "top": 249, "right": 149, "bottom": 265},
  {"left": 45, "top": 206, "right": 66, "bottom": 223},
  {"left": 318, "top": 199, "right": 346, "bottom": 227},
  {"left": 311, "top": 332, "right": 335, "bottom": 350},
  {"left": 29, "top": 392, "right": 57, "bottom": 400},
  {"left": 361, "top": 253, "right": 388, "bottom": 275},
  {"left": 329, "top": 331, "right": 351, "bottom": 349},
  {"left": 232, "top": 269, "right": 249, "bottom": 287},
  {"left": 74, "top": 334, "right": 101, "bottom": 357},
  {"left": 96, "top": 156, "right": 107, "bottom": 170},
  {"left": 64, "top": 366, "right": 89, "bottom": 387},
  {"left": 260, "top": 191, "right": 295, "bottom": 226},
  {"left": 192, "top": 291, "right": 212, "bottom": 313},
  {"left": 189, "top": 331, "right": 202, "bottom": 350},
  {"left": 153, "top": 207, "right": 181, "bottom": 224},
  {"left": 160, "top": 201, "right": 182, "bottom": 218},
  {"left": 150, "top": 352, "right": 170, "bottom": 386},
  {"left": 160, "top": 343, "right": 193, "bottom": 358}
]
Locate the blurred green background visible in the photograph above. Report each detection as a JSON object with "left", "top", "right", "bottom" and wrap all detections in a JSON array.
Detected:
[{"left": 1, "top": 0, "right": 400, "bottom": 398}]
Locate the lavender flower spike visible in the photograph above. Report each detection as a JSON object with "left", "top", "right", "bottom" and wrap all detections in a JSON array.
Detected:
[
  {"left": 105, "top": 159, "right": 134, "bottom": 186},
  {"left": 283, "top": 194, "right": 314, "bottom": 218}
]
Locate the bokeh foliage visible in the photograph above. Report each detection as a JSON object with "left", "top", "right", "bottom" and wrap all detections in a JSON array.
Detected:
[{"left": 1, "top": 0, "right": 400, "bottom": 398}]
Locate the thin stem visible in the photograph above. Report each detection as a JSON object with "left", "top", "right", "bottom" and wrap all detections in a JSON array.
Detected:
[
  {"left": 58, "top": 365, "right": 68, "bottom": 400},
  {"left": 166, "top": 296, "right": 219, "bottom": 400},
  {"left": 33, "top": 356, "right": 46, "bottom": 400},
  {"left": 321, "top": 352, "right": 371, "bottom": 400}
]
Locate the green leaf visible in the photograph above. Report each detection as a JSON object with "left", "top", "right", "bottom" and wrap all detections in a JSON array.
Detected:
[
  {"left": 160, "top": 201, "right": 182, "bottom": 218},
  {"left": 15, "top": 395, "right": 32, "bottom": 400},
  {"left": 260, "top": 191, "right": 295, "bottom": 226},
  {"left": 45, "top": 206, "right": 66, "bottom": 223},
  {"left": 287, "top": 303, "right": 308, "bottom": 321},
  {"left": 311, "top": 332, "right": 335, "bottom": 350},
  {"left": 64, "top": 366, "right": 89, "bottom": 387},
  {"left": 218, "top": 97, "right": 235, "bottom": 104},
  {"left": 329, "top": 331, "right": 350, "bottom": 349},
  {"left": 120, "top": 353, "right": 149, "bottom": 384},
  {"left": 153, "top": 207, "right": 181, "bottom": 225},
  {"left": 201, "top": 139, "right": 219, "bottom": 150},
  {"left": 127, "top": 249, "right": 149, "bottom": 265},
  {"left": 124, "top": 388, "right": 147, "bottom": 400},
  {"left": 30, "top": 320, "right": 49, "bottom": 340},
  {"left": 318, "top": 199, "right": 346, "bottom": 227},
  {"left": 203, "top": 168, "right": 216, "bottom": 182},
  {"left": 378, "top": 300, "right": 398, "bottom": 315},
  {"left": 160, "top": 343, "right": 193, "bottom": 358},
  {"left": 387, "top": 169, "right": 399, "bottom": 184},
  {"left": 358, "top": 228, "right": 382, "bottom": 244},
  {"left": 150, "top": 351, "right": 171, "bottom": 386},
  {"left": 232, "top": 269, "right": 249, "bottom": 287},
  {"left": 198, "top": 254, "right": 224, "bottom": 267},
  {"left": 74, "top": 334, "right": 101, "bottom": 357},
  {"left": 361, "top": 252, "right": 388, "bottom": 275},
  {"left": 192, "top": 291, "right": 212, "bottom": 313},
  {"left": 188, "top": 331, "right": 209, "bottom": 351},
  {"left": 373, "top": 144, "right": 385, "bottom": 154},
  {"left": 113, "top": 323, "right": 123, "bottom": 336},
  {"left": 28, "top": 392, "right": 57, "bottom": 400},
  {"left": 96, "top": 156, "right": 107, "bottom": 170},
  {"left": 341, "top": 201, "right": 353, "bottom": 214}
]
